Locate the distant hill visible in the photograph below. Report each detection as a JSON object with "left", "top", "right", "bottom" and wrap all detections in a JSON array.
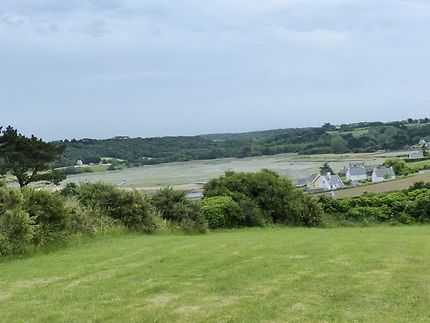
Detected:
[{"left": 58, "top": 118, "right": 430, "bottom": 167}]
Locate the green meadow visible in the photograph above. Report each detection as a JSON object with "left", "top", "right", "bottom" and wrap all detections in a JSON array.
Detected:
[{"left": 1, "top": 226, "right": 429, "bottom": 322}]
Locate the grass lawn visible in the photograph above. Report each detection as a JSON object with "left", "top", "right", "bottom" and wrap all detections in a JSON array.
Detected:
[
  {"left": 1, "top": 227, "right": 429, "bottom": 322},
  {"left": 407, "top": 159, "right": 430, "bottom": 170}
]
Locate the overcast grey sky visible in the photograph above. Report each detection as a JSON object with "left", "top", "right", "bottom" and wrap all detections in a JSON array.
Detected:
[{"left": 1, "top": 0, "right": 429, "bottom": 140}]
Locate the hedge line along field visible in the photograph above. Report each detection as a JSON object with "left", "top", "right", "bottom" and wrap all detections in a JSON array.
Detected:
[{"left": 1, "top": 226, "right": 429, "bottom": 322}]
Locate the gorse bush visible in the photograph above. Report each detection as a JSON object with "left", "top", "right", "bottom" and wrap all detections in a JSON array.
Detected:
[
  {"left": 22, "top": 189, "right": 71, "bottom": 245},
  {"left": 77, "top": 183, "right": 159, "bottom": 232},
  {"left": 152, "top": 187, "right": 207, "bottom": 233},
  {"left": 0, "top": 186, "right": 34, "bottom": 256},
  {"left": 204, "top": 169, "right": 324, "bottom": 227}
]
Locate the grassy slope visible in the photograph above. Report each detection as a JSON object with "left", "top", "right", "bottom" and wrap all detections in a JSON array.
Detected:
[
  {"left": 1, "top": 227, "right": 430, "bottom": 322},
  {"left": 407, "top": 159, "right": 430, "bottom": 170}
]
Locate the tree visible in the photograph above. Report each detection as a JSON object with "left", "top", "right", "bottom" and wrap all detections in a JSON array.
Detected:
[
  {"left": 330, "top": 135, "right": 348, "bottom": 153},
  {"left": 0, "top": 126, "right": 66, "bottom": 187},
  {"left": 383, "top": 158, "right": 408, "bottom": 175},
  {"left": 320, "top": 162, "right": 334, "bottom": 175}
]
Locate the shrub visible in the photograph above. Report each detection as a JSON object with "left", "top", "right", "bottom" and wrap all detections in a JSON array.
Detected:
[
  {"left": 61, "top": 182, "right": 78, "bottom": 197},
  {"left": 22, "top": 189, "right": 71, "bottom": 245},
  {"left": 201, "top": 196, "right": 242, "bottom": 228},
  {"left": 319, "top": 186, "right": 430, "bottom": 225},
  {"left": 77, "top": 183, "right": 159, "bottom": 232},
  {"left": 67, "top": 206, "right": 120, "bottom": 235},
  {"left": 0, "top": 187, "right": 34, "bottom": 255},
  {"left": 204, "top": 170, "right": 323, "bottom": 226},
  {"left": 152, "top": 187, "right": 207, "bottom": 233},
  {"left": 0, "top": 209, "right": 34, "bottom": 256},
  {"left": 296, "top": 195, "right": 325, "bottom": 227}
]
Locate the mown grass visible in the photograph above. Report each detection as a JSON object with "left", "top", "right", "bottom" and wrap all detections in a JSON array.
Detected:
[
  {"left": 1, "top": 226, "right": 429, "bottom": 322},
  {"left": 407, "top": 159, "right": 430, "bottom": 170}
]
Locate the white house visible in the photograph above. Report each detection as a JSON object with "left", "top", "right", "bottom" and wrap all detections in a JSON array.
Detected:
[
  {"left": 307, "top": 172, "right": 345, "bottom": 190},
  {"left": 346, "top": 166, "right": 367, "bottom": 181},
  {"left": 76, "top": 160, "right": 83, "bottom": 166},
  {"left": 372, "top": 167, "right": 396, "bottom": 183},
  {"left": 409, "top": 151, "right": 424, "bottom": 159},
  {"left": 419, "top": 140, "right": 430, "bottom": 148}
]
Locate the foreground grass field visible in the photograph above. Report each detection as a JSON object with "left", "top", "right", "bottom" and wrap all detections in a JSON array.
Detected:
[{"left": 1, "top": 227, "right": 429, "bottom": 322}]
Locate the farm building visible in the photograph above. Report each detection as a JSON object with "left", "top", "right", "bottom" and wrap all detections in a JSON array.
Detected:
[
  {"left": 372, "top": 167, "right": 396, "bottom": 183},
  {"left": 346, "top": 166, "right": 367, "bottom": 181}
]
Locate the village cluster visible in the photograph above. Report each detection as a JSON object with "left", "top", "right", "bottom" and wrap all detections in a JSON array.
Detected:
[
  {"left": 296, "top": 140, "right": 429, "bottom": 192},
  {"left": 296, "top": 162, "right": 396, "bottom": 192}
]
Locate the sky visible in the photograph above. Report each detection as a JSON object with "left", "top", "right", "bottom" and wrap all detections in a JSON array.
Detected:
[{"left": 1, "top": 0, "right": 430, "bottom": 141}]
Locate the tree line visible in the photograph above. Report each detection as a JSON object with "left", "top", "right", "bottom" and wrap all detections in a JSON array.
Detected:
[{"left": 58, "top": 119, "right": 430, "bottom": 167}]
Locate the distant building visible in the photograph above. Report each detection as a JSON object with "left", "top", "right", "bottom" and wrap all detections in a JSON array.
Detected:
[
  {"left": 346, "top": 166, "right": 367, "bottom": 181},
  {"left": 76, "top": 160, "right": 83, "bottom": 166},
  {"left": 307, "top": 172, "right": 345, "bottom": 191},
  {"left": 418, "top": 140, "right": 430, "bottom": 148},
  {"left": 372, "top": 167, "right": 396, "bottom": 183},
  {"left": 349, "top": 162, "right": 365, "bottom": 168},
  {"left": 409, "top": 151, "right": 424, "bottom": 159}
]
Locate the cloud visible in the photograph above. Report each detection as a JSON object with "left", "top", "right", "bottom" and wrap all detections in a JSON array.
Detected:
[{"left": 1, "top": 0, "right": 430, "bottom": 139}]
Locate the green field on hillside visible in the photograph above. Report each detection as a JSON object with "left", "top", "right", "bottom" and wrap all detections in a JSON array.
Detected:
[
  {"left": 407, "top": 159, "right": 430, "bottom": 170},
  {"left": 1, "top": 227, "right": 429, "bottom": 322}
]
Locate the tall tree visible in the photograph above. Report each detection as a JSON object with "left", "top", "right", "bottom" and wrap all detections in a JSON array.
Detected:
[
  {"left": 320, "top": 162, "right": 334, "bottom": 175},
  {"left": 0, "top": 126, "right": 66, "bottom": 187},
  {"left": 330, "top": 135, "right": 348, "bottom": 153}
]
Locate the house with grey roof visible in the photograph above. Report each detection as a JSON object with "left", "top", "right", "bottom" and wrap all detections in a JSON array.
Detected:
[
  {"left": 372, "top": 167, "right": 396, "bottom": 183},
  {"left": 346, "top": 166, "right": 367, "bottom": 182},
  {"left": 409, "top": 151, "right": 424, "bottom": 159},
  {"left": 307, "top": 172, "right": 345, "bottom": 191},
  {"left": 295, "top": 173, "right": 319, "bottom": 188}
]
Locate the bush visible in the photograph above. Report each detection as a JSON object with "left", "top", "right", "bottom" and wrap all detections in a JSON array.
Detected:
[
  {"left": 152, "top": 187, "right": 207, "bottom": 233},
  {"left": 67, "top": 206, "right": 120, "bottom": 235},
  {"left": 77, "top": 183, "right": 159, "bottom": 232},
  {"left": 204, "top": 170, "right": 323, "bottom": 227},
  {"left": 319, "top": 186, "right": 430, "bottom": 225},
  {"left": 0, "top": 187, "right": 34, "bottom": 255},
  {"left": 22, "top": 189, "right": 71, "bottom": 245},
  {"left": 201, "top": 196, "right": 242, "bottom": 228},
  {"left": 63, "top": 167, "right": 93, "bottom": 175},
  {"left": 296, "top": 195, "right": 325, "bottom": 227},
  {"left": 61, "top": 182, "right": 78, "bottom": 197}
]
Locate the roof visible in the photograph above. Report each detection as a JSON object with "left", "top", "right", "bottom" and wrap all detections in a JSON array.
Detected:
[
  {"left": 320, "top": 173, "right": 345, "bottom": 189},
  {"left": 326, "top": 174, "right": 345, "bottom": 188},
  {"left": 347, "top": 166, "right": 366, "bottom": 176},
  {"left": 308, "top": 173, "right": 320, "bottom": 184},
  {"left": 349, "top": 162, "right": 365, "bottom": 168},
  {"left": 295, "top": 178, "right": 308, "bottom": 187},
  {"left": 409, "top": 151, "right": 424, "bottom": 158},
  {"left": 373, "top": 167, "right": 395, "bottom": 178}
]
